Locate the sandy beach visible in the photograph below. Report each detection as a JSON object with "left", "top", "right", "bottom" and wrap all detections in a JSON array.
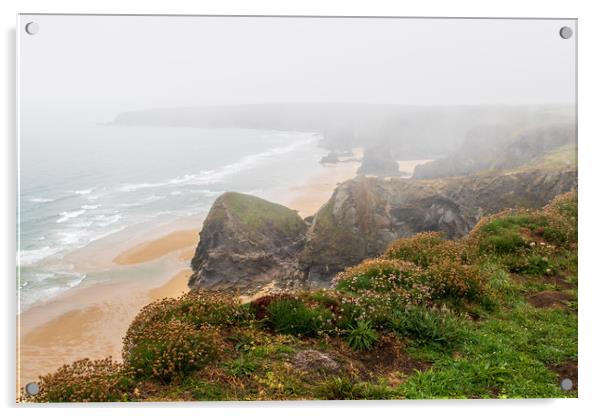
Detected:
[
  {"left": 113, "top": 229, "right": 200, "bottom": 265},
  {"left": 285, "top": 159, "right": 361, "bottom": 218},
  {"left": 17, "top": 157, "right": 429, "bottom": 390},
  {"left": 17, "top": 227, "right": 197, "bottom": 391},
  {"left": 16, "top": 159, "right": 358, "bottom": 390}
]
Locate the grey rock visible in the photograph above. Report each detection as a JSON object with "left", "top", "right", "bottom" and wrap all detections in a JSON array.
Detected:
[
  {"left": 293, "top": 349, "right": 340, "bottom": 373},
  {"left": 300, "top": 169, "right": 577, "bottom": 285},
  {"left": 189, "top": 170, "right": 577, "bottom": 290},
  {"left": 188, "top": 192, "right": 307, "bottom": 290}
]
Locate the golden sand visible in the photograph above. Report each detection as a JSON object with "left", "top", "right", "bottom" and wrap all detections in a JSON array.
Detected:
[
  {"left": 18, "top": 269, "right": 191, "bottom": 390},
  {"left": 113, "top": 229, "right": 199, "bottom": 265},
  {"left": 148, "top": 269, "right": 191, "bottom": 300},
  {"left": 286, "top": 160, "right": 360, "bottom": 218},
  {"left": 18, "top": 157, "right": 430, "bottom": 390}
]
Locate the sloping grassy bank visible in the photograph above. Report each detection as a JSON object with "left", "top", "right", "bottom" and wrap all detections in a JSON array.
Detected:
[{"left": 24, "top": 191, "right": 577, "bottom": 402}]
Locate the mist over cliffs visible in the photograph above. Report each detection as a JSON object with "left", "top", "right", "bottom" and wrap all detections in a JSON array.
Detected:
[
  {"left": 114, "top": 102, "right": 577, "bottom": 291},
  {"left": 114, "top": 103, "right": 575, "bottom": 162}
]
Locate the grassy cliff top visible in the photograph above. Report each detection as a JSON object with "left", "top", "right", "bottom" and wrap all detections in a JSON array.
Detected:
[
  {"left": 513, "top": 144, "right": 577, "bottom": 173},
  {"left": 25, "top": 191, "right": 577, "bottom": 402},
  {"left": 207, "top": 192, "right": 307, "bottom": 235}
]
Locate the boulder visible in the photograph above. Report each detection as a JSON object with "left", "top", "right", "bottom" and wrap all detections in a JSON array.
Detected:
[{"left": 293, "top": 349, "right": 340, "bottom": 373}]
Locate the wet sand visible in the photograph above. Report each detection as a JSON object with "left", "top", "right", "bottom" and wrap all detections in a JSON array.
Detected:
[
  {"left": 17, "top": 157, "right": 429, "bottom": 390},
  {"left": 285, "top": 160, "right": 360, "bottom": 218},
  {"left": 113, "top": 229, "right": 199, "bottom": 265},
  {"left": 18, "top": 268, "right": 191, "bottom": 390}
]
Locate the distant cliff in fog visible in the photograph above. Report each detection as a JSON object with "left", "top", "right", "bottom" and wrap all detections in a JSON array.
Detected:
[{"left": 114, "top": 103, "right": 575, "bottom": 161}]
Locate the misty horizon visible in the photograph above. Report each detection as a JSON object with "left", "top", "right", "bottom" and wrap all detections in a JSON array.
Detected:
[{"left": 19, "top": 15, "right": 576, "bottom": 118}]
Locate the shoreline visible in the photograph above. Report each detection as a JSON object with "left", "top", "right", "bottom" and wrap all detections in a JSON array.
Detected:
[
  {"left": 18, "top": 267, "right": 192, "bottom": 390},
  {"left": 17, "top": 157, "right": 429, "bottom": 389},
  {"left": 17, "top": 156, "right": 361, "bottom": 389}
]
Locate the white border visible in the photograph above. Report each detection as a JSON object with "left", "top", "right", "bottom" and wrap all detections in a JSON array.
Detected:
[{"left": 2, "top": 1, "right": 601, "bottom": 415}]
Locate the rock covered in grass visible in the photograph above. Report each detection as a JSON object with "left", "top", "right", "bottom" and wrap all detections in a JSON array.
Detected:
[
  {"left": 189, "top": 192, "right": 308, "bottom": 290},
  {"left": 190, "top": 171, "right": 576, "bottom": 290},
  {"left": 301, "top": 170, "right": 576, "bottom": 285}
]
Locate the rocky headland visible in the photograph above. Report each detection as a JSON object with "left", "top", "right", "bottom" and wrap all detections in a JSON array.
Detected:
[{"left": 189, "top": 168, "right": 577, "bottom": 290}]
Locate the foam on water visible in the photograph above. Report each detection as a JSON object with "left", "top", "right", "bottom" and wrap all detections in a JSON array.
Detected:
[
  {"left": 18, "top": 127, "right": 324, "bottom": 311},
  {"left": 29, "top": 197, "right": 55, "bottom": 203},
  {"left": 73, "top": 188, "right": 93, "bottom": 195},
  {"left": 19, "top": 246, "right": 64, "bottom": 267},
  {"left": 118, "top": 134, "right": 317, "bottom": 192},
  {"left": 56, "top": 209, "right": 86, "bottom": 224}
]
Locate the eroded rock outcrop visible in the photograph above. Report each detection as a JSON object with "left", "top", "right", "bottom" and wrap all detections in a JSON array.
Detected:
[
  {"left": 357, "top": 146, "right": 401, "bottom": 177},
  {"left": 189, "top": 192, "right": 307, "bottom": 290},
  {"left": 190, "top": 170, "right": 577, "bottom": 290},
  {"left": 300, "top": 169, "right": 577, "bottom": 285}
]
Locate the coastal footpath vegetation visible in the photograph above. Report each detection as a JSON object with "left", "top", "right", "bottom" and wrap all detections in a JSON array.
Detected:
[{"left": 23, "top": 191, "right": 577, "bottom": 402}]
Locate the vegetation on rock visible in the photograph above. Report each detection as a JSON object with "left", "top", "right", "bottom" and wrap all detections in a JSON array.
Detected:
[{"left": 25, "top": 191, "right": 577, "bottom": 402}]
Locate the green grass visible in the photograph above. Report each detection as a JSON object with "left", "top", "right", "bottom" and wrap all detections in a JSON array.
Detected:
[
  {"left": 504, "top": 144, "right": 576, "bottom": 174},
  {"left": 400, "top": 303, "right": 577, "bottom": 399},
  {"left": 26, "top": 191, "right": 578, "bottom": 402},
  {"left": 316, "top": 377, "right": 395, "bottom": 400},
  {"left": 265, "top": 297, "right": 334, "bottom": 336},
  {"left": 209, "top": 191, "right": 307, "bottom": 235},
  {"left": 388, "top": 307, "right": 468, "bottom": 350},
  {"left": 345, "top": 320, "right": 379, "bottom": 351}
]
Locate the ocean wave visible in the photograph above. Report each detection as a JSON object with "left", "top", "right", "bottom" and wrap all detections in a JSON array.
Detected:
[
  {"left": 19, "top": 272, "right": 88, "bottom": 311},
  {"left": 119, "top": 183, "right": 161, "bottom": 192},
  {"left": 118, "top": 134, "right": 317, "bottom": 192},
  {"left": 18, "top": 246, "right": 63, "bottom": 266},
  {"left": 88, "top": 226, "right": 127, "bottom": 243},
  {"left": 57, "top": 230, "right": 90, "bottom": 245},
  {"left": 73, "top": 188, "right": 93, "bottom": 195},
  {"left": 117, "top": 202, "right": 143, "bottom": 208},
  {"left": 29, "top": 197, "right": 55, "bottom": 203},
  {"left": 72, "top": 221, "right": 94, "bottom": 228},
  {"left": 67, "top": 273, "right": 87, "bottom": 288},
  {"left": 81, "top": 204, "right": 101, "bottom": 210},
  {"left": 56, "top": 209, "right": 86, "bottom": 223},
  {"left": 142, "top": 195, "right": 167, "bottom": 203},
  {"left": 93, "top": 214, "right": 122, "bottom": 227}
]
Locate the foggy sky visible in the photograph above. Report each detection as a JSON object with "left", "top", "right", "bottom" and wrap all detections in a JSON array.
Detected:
[{"left": 18, "top": 15, "right": 576, "bottom": 118}]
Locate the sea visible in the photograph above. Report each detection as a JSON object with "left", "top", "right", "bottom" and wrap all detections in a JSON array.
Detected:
[{"left": 18, "top": 118, "right": 325, "bottom": 312}]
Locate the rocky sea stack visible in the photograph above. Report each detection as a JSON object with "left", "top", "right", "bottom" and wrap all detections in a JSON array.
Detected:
[
  {"left": 189, "top": 192, "right": 307, "bottom": 290},
  {"left": 357, "top": 146, "right": 401, "bottom": 177},
  {"left": 189, "top": 169, "right": 577, "bottom": 290}
]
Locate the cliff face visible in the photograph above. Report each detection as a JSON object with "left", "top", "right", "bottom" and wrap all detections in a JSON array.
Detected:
[
  {"left": 189, "top": 192, "right": 307, "bottom": 290},
  {"left": 189, "top": 170, "right": 577, "bottom": 290},
  {"left": 413, "top": 124, "right": 575, "bottom": 179},
  {"left": 300, "top": 169, "right": 577, "bottom": 285}
]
